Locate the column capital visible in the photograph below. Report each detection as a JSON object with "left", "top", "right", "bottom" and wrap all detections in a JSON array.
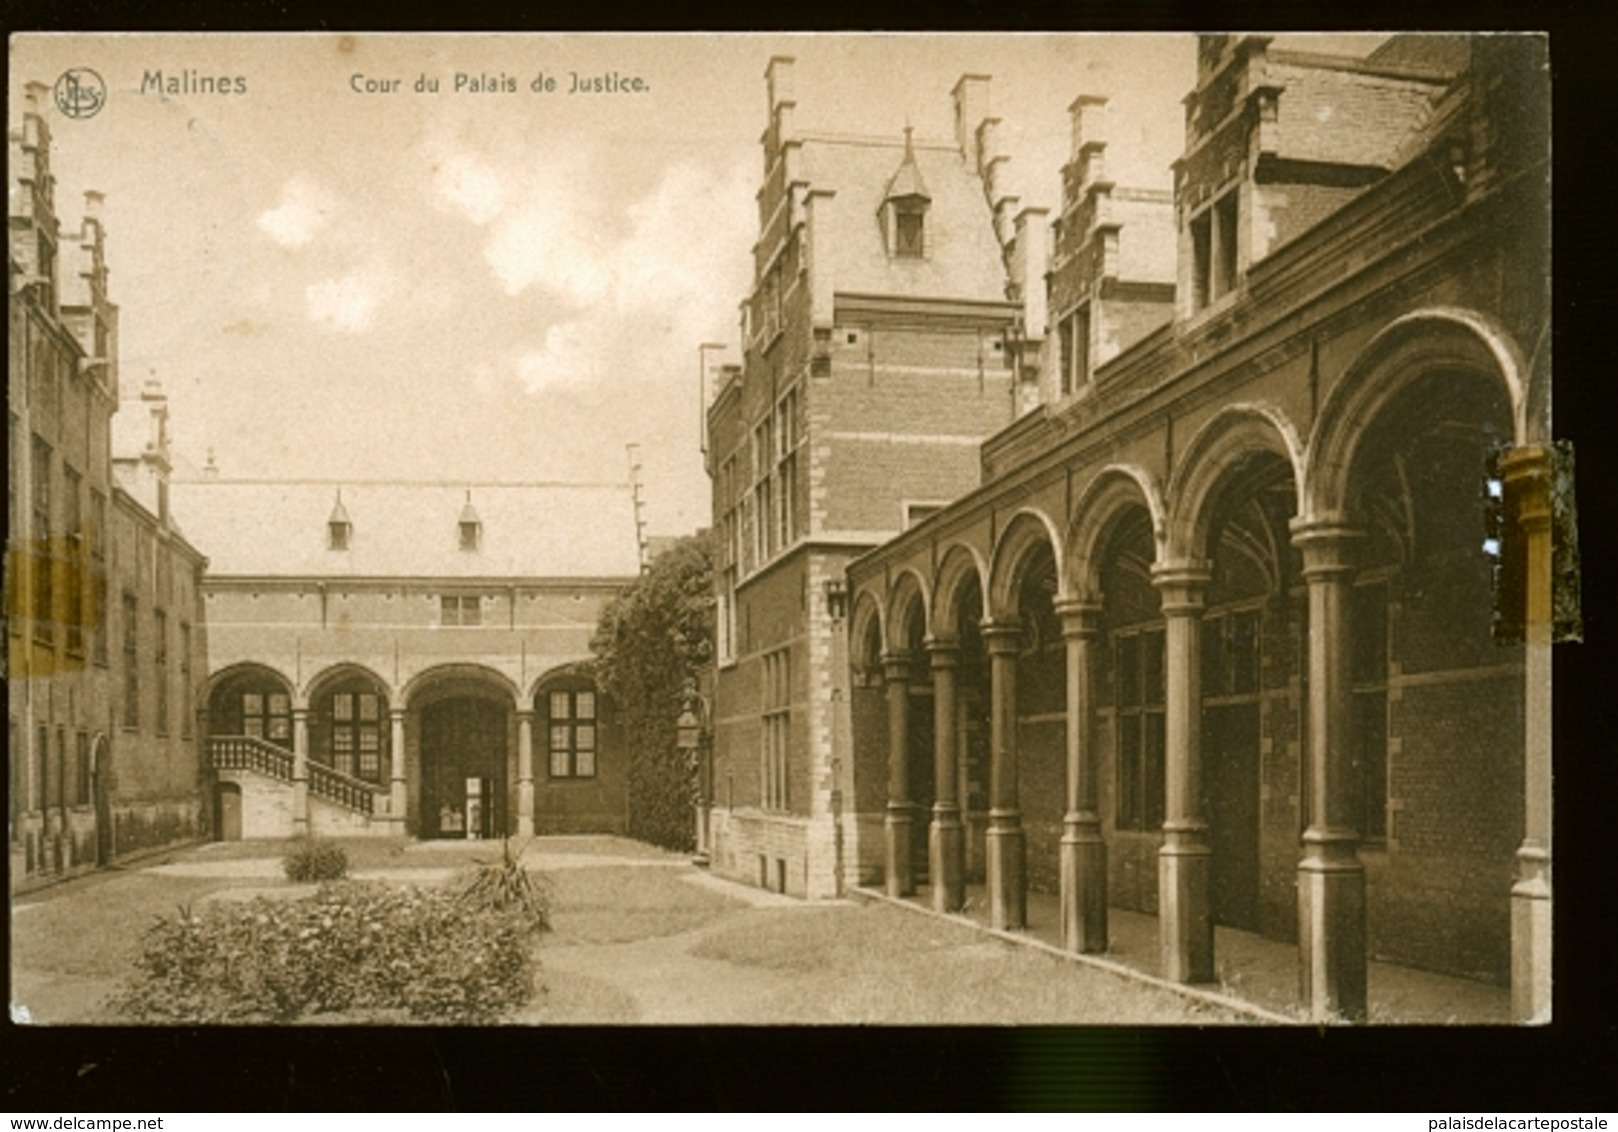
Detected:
[
  {"left": 1054, "top": 598, "right": 1103, "bottom": 638},
  {"left": 1499, "top": 445, "right": 1554, "bottom": 531},
  {"left": 1289, "top": 515, "right": 1364, "bottom": 578},
  {"left": 924, "top": 635, "right": 961, "bottom": 667},
  {"left": 291, "top": 706, "right": 311, "bottom": 722},
  {"left": 1498, "top": 443, "right": 1553, "bottom": 487},
  {"left": 516, "top": 707, "right": 535, "bottom": 722},
  {"left": 980, "top": 619, "right": 1022, "bottom": 655},
  {"left": 389, "top": 706, "right": 406, "bottom": 723},
  {"left": 881, "top": 651, "right": 913, "bottom": 681},
  {"left": 1150, "top": 559, "right": 1211, "bottom": 613}
]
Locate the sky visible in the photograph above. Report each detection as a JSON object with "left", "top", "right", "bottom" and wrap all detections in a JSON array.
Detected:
[{"left": 11, "top": 33, "right": 1386, "bottom": 536}]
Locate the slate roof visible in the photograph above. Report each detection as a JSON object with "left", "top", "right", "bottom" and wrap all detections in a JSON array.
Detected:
[
  {"left": 168, "top": 478, "right": 642, "bottom": 580},
  {"left": 801, "top": 131, "right": 1009, "bottom": 303}
]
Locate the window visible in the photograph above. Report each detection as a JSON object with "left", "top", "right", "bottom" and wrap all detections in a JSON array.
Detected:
[
  {"left": 51, "top": 727, "right": 65, "bottom": 810},
  {"left": 75, "top": 731, "right": 90, "bottom": 806},
  {"left": 89, "top": 490, "right": 108, "bottom": 664},
  {"left": 441, "top": 594, "right": 482, "bottom": 626},
  {"left": 546, "top": 687, "right": 597, "bottom": 778},
  {"left": 774, "top": 387, "right": 802, "bottom": 550},
  {"left": 121, "top": 592, "right": 139, "bottom": 729},
  {"left": 328, "top": 691, "right": 384, "bottom": 781},
  {"left": 242, "top": 691, "right": 292, "bottom": 744},
  {"left": 762, "top": 648, "right": 791, "bottom": 811},
  {"left": 458, "top": 519, "right": 480, "bottom": 551},
  {"left": 179, "top": 623, "right": 193, "bottom": 737},
  {"left": 329, "top": 520, "right": 350, "bottom": 550},
  {"left": 63, "top": 466, "right": 83, "bottom": 654},
  {"left": 894, "top": 203, "right": 925, "bottom": 257},
  {"left": 1115, "top": 627, "right": 1166, "bottom": 832},
  {"left": 1351, "top": 581, "right": 1390, "bottom": 842},
  {"left": 31, "top": 436, "right": 52, "bottom": 641},
  {"left": 752, "top": 418, "right": 774, "bottom": 562},
  {"left": 760, "top": 268, "right": 781, "bottom": 343},
  {"left": 154, "top": 609, "right": 169, "bottom": 735},
  {"left": 1057, "top": 305, "right": 1091, "bottom": 395},
  {"left": 1189, "top": 188, "right": 1240, "bottom": 312}
]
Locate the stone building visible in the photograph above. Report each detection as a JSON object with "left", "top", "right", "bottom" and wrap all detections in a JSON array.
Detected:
[
  {"left": 840, "top": 34, "right": 1551, "bottom": 1021},
  {"left": 169, "top": 474, "right": 642, "bottom": 841},
  {"left": 702, "top": 59, "right": 1050, "bottom": 897},
  {"left": 8, "top": 83, "right": 210, "bottom": 888}
]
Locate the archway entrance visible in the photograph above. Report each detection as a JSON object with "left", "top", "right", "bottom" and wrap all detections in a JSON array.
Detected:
[
  {"left": 214, "top": 782, "right": 243, "bottom": 842},
  {"left": 1199, "top": 450, "right": 1296, "bottom": 934},
  {"left": 420, "top": 697, "right": 508, "bottom": 839}
]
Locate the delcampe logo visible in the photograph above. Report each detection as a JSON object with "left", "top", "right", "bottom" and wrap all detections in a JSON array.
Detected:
[{"left": 53, "top": 68, "right": 106, "bottom": 119}]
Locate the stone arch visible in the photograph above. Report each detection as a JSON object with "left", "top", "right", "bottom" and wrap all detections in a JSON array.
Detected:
[
  {"left": 849, "top": 588, "right": 886, "bottom": 672},
  {"left": 401, "top": 662, "right": 521, "bottom": 709},
  {"left": 1065, "top": 464, "right": 1168, "bottom": 602},
  {"left": 988, "top": 507, "right": 1067, "bottom": 620},
  {"left": 525, "top": 660, "right": 596, "bottom": 705},
  {"left": 204, "top": 662, "right": 298, "bottom": 746},
  {"left": 1166, "top": 402, "right": 1305, "bottom": 562},
  {"left": 203, "top": 661, "right": 296, "bottom": 707},
  {"left": 932, "top": 542, "right": 990, "bottom": 638},
  {"left": 888, "top": 568, "right": 931, "bottom": 655},
  {"left": 1305, "top": 307, "right": 1530, "bottom": 520},
  {"left": 303, "top": 661, "right": 394, "bottom": 705}
]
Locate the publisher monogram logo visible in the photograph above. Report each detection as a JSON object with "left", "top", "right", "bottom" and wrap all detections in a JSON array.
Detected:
[{"left": 53, "top": 68, "right": 106, "bottom": 119}]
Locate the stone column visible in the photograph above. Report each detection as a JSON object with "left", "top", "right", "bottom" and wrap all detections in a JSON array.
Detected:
[
  {"left": 516, "top": 709, "right": 536, "bottom": 837},
  {"left": 883, "top": 651, "right": 915, "bottom": 898},
  {"left": 387, "top": 707, "right": 407, "bottom": 832},
  {"left": 926, "top": 636, "right": 965, "bottom": 913},
  {"left": 1056, "top": 599, "right": 1107, "bottom": 953},
  {"left": 983, "top": 621, "right": 1026, "bottom": 931},
  {"left": 1290, "top": 519, "right": 1367, "bottom": 1021},
  {"left": 1151, "top": 561, "right": 1213, "bottom": 983},
  {"left": 1502, "top": 447, "right": 1553, "bottom": 1023},
  {"left": 292, "top": 707, "right": 310, "bottom": 836}
]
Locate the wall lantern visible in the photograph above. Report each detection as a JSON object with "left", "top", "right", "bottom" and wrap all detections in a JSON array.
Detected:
[{"left": 823, "top": 577, "right": 849, "bottom": 621}]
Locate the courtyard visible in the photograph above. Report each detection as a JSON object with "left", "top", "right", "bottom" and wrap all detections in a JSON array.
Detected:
[
  {"left": 10, "top": 834, "right": 1512, "bottom": 1026},
  {"left": 9, "top": 835, "right": 1254, "bottom": 1026}
]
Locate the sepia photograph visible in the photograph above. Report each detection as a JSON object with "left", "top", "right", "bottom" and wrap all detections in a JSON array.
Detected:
[{"left": 8, "top": 31, "right": 1557, "bottom": 1033}]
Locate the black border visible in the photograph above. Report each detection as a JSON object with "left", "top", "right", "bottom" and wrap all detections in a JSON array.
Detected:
[{"left": 5, "top": 1, "right": 1615, "bottom": 1112}]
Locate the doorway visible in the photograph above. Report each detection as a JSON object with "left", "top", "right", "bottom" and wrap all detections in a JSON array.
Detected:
[
  {"left": 215, "top": 782, "right": 243, "bottom": 842},
  {"left": 1202, "top": 702, "right": 1261, "bottom": 931},
  {"left": 420, "top": 697, "right": 508, "bottom": 839}
]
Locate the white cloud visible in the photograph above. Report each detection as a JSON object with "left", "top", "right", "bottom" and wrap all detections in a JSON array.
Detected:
[
  {"left": 514, "top": 322, "right": 597, "bottom": 393},
  {"left": 485, "top": 204, "right": 613, "bottom": 305},
  {"left": 306, "top": 270, "right": 388, "bottom": 333},
  {"left": 507, "top": 157, "right": 754, "bottom": 397},
  {"left": 433, "top": 151, "right": 507, "bottom": 225},
  {"left": 258, "top": 176, "right": 337, "bottom": 248}
]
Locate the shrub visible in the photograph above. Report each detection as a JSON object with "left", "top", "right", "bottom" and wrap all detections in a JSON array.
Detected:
[
  {"left": 112, "top": 882, "right": 538, "bottom": 1024},
  {"left": 282, "top": 838, "right": 349, "bottom": 882},
  {"left": 460, "top": 838, "right": 552, "bottom": 933}
]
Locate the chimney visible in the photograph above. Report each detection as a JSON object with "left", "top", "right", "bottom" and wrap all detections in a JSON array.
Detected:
[
  {"left": 1012, "top": 207, "right": 1050, "bottom": 343},
  {"left": 1069, "top": 95, "right": 1110, "bottom": 189},
  {"left": 766, "top": 56, "right": 796, "bottom": 144},
  {"left": 952, "top": 74, "right": 991, "bottom": 167}
]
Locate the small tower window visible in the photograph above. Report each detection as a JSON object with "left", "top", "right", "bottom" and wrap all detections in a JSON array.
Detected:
[
  {"left": 328, "top": 492, "right": 352, "bottom": 550},
  {"left": 880, "top": 126, "right": 931, "bottom": 261},
  {"left": 458, "top": 492, "right": 481, "bottom": 551}
]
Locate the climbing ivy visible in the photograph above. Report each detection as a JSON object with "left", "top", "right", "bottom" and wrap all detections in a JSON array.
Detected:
[{"left": 589, "top": 532, "right": 714, "bottom": 852}]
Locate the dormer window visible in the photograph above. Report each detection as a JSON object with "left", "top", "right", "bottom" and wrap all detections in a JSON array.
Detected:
[
  {"left": 458, "top": 493, "right": 481, "bottom": 551},
  {"left": 880, "top": 127, "right": 931, "bottom": 260},
  {"left": 327, "top": 492, "right": 352, "bottom": 550}
]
